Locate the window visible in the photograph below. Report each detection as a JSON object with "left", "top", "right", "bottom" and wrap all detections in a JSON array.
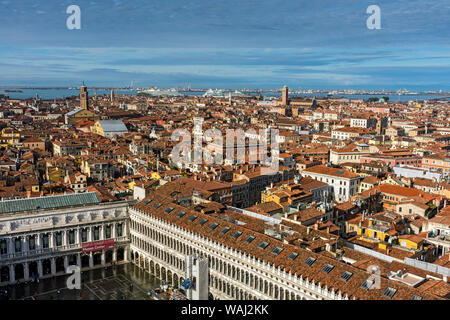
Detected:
[
  {"left": 288, "top": 252, "right": 299, "bottom": 260},
  {"left": 42, "top": 234, "right": 49, "bottom": 248},
  {"left": 118, "top": 223, "right": 125, "bottom": 237},
  {"left": 271, "top": 246, "right": 284, "bottom": 255},
  {"left": 361, "top": 279, "right": 374, "bottom": 290},
  {"left": 93, "top": 228, "right": 100, "bottom": 241},
  {"left": 245, "top": 236, "right": 255, "bottom": 243},
  {"left": 322, "top": 264, "right": 334, "bottom": 274},
  {"left": 198, "top": 219, "right": 208, "bottom": 225},
  {"left": 28, "top": 236, "right": 36, "bottom": 250},
  {"left": 14, "top": 238, "right": 22, "bottom": 252},
  {"left": 69, "top": 230, "right": 76, "bottom": 243},
  {"left": 257, "top": 241, "right": 269, "bottom": 249},
  {"left": 232, "top": 231, "right": 242, "bottom": 239},
  {"left": 81, "top": 228, "right": 88, "bottom": 242},
  {"left": 305, "top": 257, "right": 316, "bottom": 266},
  {"left": 153, "top": 203, "right": 162, "bottom": 209},
  {"left": 411, "top": 295, "right": 423, "bottom": 300},
  {"left": 220, "top": 227, "right": 231, "bottom": 234},
  {"left": 209, "top": 222, "right": 219, "bottom": 230},
  {"left": 0, "top": 240, "right": 6, "bottom": 255},
  {"left": 176, "top": 211, "right": 186, "bottom": 218},
  {"left": 341, "top": 271, "right": 353, "bottom": 281},
  {"left": 382, "top": 287, "right": 397, "bottom": 299},
  {"left": 188, "top": 215, "right": 198, "bottom": 222},
  {"left": 165, "top": 207, "right": 174, "bottom": 213}
]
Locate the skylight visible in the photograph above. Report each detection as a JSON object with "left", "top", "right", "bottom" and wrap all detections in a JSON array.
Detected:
[
  {"left": 176, "top": 211, "right": 186, "bottom": 218},
  {"left": 232, "top": 231, "right": 242, "bottom": 239},
  {"left": 188, "top": 215, "right": 198, "bottom": 222},
  {"left": 245, "top": 236, "right": 255, "bottom": 243},
  {"left": 322, "top": 264, "right": 335, "bottom": 274},
  {"left": 340, "top": 271, "right": 353, "bottom": 282},
  {"left": 382, "top": 287, "right": 397, "bottom": 299},
  {"left": 220, "top": 226, "right": 231, "bottom": 234},
  {"left": 361, "top": 279, "right": 374, "bottom": 290},
  {"left": 198, "top": 219, "right": 208, "bottom": 225},
  {"left": 209, "top": 222, "right": 219, "bottom": 230},
  {"left": 271, "top": 246, "right": 284, "bottom": 255},
  {"left": 288, "top": 252, "right": 299, "bottom": 260},
  {"left": 411, "top": 295, "right": 423, "bottom": 300},
  {"left": 165, "top": 206, "right": 174, "bottom": 213},
  {"left": 153, "top": 203, "right": 162, "bottom": 209},
  {"left": 257, "top": 241, "right": 269, "bottom": 249},
  {"left": 305, "top": 257, "right": 316, "bottom": 266}
]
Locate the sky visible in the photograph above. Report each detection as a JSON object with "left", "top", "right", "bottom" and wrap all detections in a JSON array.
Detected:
[{"left": 0, "top": 0, "right": 449, "bottom": 90}]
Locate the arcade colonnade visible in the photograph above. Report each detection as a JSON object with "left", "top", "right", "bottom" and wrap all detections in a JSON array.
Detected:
[
  {"left": 129, "top": 208, "right": 351, "bottom": 300},
  {"left": 0, "top": 221, "right": 129, "bottom": 284}
]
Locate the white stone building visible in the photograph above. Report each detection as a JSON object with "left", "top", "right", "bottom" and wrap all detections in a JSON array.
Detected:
[
  {"left": 0, "top": 193, "right": 130, "bottom": 284},
  {"left": 301, "top": 165, "right": 361, "bottom": 203}
]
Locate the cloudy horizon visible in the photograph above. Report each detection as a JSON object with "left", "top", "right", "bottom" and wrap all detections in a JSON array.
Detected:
[{"left": 1, "top": 0, "right": 449, "bottom": 90}]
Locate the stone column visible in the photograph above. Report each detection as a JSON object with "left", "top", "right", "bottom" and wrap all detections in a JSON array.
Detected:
[
  {"left": 112, "top": 248, "right": 117, "bottom": 263},
  {"left": 124, "top": 247, "right": 129, "bottom": 261},
  {"left": 37, "top": 260, "right": 43, "bottom": 278},
  {"left": 76, "top": 254, "right": 81, "bottom": 267},
  {"left": 50, "top": 258, "right": 56, "bottom": 275},
  {"left": 111, "top": 223, "right": 116, "bottom": 239},
  {"left": 36, "top": 233, "right": 41, "bottom": 251},
  {"left": 8, "top": 238, "right": 14, "bottom": 256},
  {"left": 23, "top": 262, "right": 30, "bottom": 281},
  {"left": 49, "top": 232, "right": 54, "bottom": 248},
  {"left": 9, "top": 265, "right": 15, "bottom": 283},
  {"left": 101, "top": 251, "right": 106, "bottom": 265},
  {"left": 89, "top": 253, "right": 94, "bottom": 268},
  {"left": 21, "top": 236, "right": 28, "bottom": 254},
  {"left": 64, "top": 256, "right": 69, "bottom": 271},
  {"left": 62, "top": 230, "right": 67, "bottom": 247}
]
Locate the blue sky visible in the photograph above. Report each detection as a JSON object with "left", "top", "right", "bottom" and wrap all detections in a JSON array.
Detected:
[{"left": 0, "top": 0, "right": 449, "bottom": 89}]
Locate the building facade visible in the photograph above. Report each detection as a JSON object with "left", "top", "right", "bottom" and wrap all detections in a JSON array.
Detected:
[
  {"left": 127, "top": 189, "right": 438, "bottom": 300},
  {"left": 302, "top": 165, "right": 361, "bottom": 203},
  {"left": 0, "top": 193, "right": 130, "bottom": 285}
]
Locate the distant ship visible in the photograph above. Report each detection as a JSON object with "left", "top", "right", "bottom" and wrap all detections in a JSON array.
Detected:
[
  {"left": 139, "top": 87, "right": 180, "bottom": 96},
  {"left": 226, "top": 90, "right": 245, "bottom": 97},
  {"left": 4, "top": 89, "right": 23, "bottom": 93},
  {"left": 203, "top": 89, "right": 225, "bottom": 98}
]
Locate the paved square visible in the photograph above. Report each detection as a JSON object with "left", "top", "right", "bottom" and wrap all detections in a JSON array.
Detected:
[{"left": 1, "top": 264, "right": 160, "bottom": 300}]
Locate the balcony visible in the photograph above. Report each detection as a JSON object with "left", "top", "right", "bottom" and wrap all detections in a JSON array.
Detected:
[
  {"left": 369, "top": 224, "right": 390, "bottom": 233},
  {"left": 359, "top": 236, "right": 380, "bottom": 243},
  {"left": 427, "top": 233, "right": 450, "bottom": 244}
]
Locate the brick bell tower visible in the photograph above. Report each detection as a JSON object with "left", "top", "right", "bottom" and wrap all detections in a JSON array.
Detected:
[{"left": 80, "top": 81, "right": 89, "bottom": 110}]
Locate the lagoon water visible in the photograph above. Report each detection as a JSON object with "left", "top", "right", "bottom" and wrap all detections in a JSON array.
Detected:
[{"left": 2, "top": 88, "right": 448, "bottom": 102}]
